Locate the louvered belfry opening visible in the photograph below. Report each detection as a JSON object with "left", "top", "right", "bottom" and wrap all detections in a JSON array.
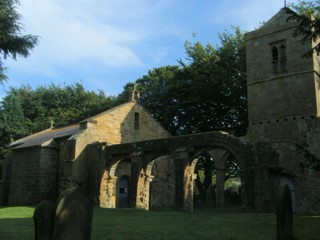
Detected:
[
  {"left": 271, "top": 41, "right": 287, "bottom": 75},
  {"left": 272, "top": 46, "right": 279, "bottom": 75}
]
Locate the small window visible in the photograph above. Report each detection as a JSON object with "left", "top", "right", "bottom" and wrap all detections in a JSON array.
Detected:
[
  {"left": 271, "top": 41, "right": 287, "bottom": 75},
  {"left": 119, "top": 186, "right": 126, "bottom": 194},
  {"left": 134, "top": 112, "right": 140, "bottom": 129}
]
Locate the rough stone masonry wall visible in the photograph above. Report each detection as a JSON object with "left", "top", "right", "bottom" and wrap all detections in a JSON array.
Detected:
[
  {"left": 58, "top": 139, "right": 76, "bottom": 189},
  {"left": 8, "top": 147, "right": 58, "bottom": 205},
  {"left": 274, "top": 142, "right": 320, "bottom": 214},
  {"left": 89, "top": 102, "right": 170, "bottom": 145},
  {"left": 252, "top": 144, "right": 279, "bottom": 212},
  {"left": 38, "top": 147, "right": 60, "bottom": 202},
  {"left": 252, "top": 141, "right": 320, "bottom": 214},
  {"left": 149, "top": 155, "right": 175, "bottom": 208}
]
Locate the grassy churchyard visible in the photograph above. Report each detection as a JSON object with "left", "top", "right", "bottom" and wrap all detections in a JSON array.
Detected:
[{"left": 0, "top": 206, "right": 319, "bottom": 240}]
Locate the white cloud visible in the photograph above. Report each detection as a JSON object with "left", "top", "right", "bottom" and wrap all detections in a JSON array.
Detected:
[
  {"left": 18, "top": 0, "right": 149, "bottom": 69},
  {"left": 7, "top": 0, "right": 185, "bottom": 79}
]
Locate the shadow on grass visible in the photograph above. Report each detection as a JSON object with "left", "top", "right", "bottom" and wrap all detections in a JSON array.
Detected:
[
  {"left": 0, "top": 206, "right": 319, "bottom": 240},
  {"left": 0, "top": 218, "right": 34, "bottom": 240}
]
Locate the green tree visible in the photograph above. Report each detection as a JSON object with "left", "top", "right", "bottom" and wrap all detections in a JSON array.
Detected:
[
  {"left": 0, "top": 0, "right": 39, "bottom": 82},
  {"left": 177, "top": 27, "right": 247, "bottom": 136},
  {"left": 0, "top": 93, "right": 28, "bottom": 177},
  {"left": 287, "top": 0, "right": 320, "bottom": 56},
  {"left": 0, "top": 82, "right": 116, "bottom": 166},
  {"left": 118, "top": 27, "right": 247, "bottom": 136},
  {"left": 7, "top": 83, "right": 117, "bottom": 131}
]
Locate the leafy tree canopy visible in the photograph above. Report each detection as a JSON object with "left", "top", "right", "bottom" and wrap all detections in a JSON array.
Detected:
[
  {"left": 0, "top": 82, "right": 116, "bottom": 163},
  {"left": 287, "top": 0, "right": 320, "bottom": 55},
  {"left": 0, "top": 0, "right": 39, "bottom": 82},
  {"left": 117, "top": 27, "right": 247, "bottom": 136}
]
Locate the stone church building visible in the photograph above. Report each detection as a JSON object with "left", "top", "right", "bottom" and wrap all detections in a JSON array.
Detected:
[
  {"left": 0, "top": 98, "right": 171, "bottom": 205},
  {"left": 1, "top": 7, "right": 320, "bottom": 214}
]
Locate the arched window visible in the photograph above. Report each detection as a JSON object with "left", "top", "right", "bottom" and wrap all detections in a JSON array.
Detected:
[{"left": 280, "top": 177, "right": 296, "bottom": 213}]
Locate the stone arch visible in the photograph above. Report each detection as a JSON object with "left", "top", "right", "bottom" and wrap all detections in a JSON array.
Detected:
[
  {"left": 181, "top": 136, "right": 252, "bottom": 212},
  {"left": 280, "top": 176, "right": 296, "bottom": 213},
  {"left": 114, "top": 158, "right": 131, "bottom": 208},
  {"left": 109, "top": 159, "right": 124, "bottom": 177},
  {"left": 188, "top": 147, "right": 242, "bottom": 209},
  {"left": 99, "top": 158, "right": 131, "bottom": 208},
  {"left": 136, "top": 154, "right": 174, "bottom": 210}
]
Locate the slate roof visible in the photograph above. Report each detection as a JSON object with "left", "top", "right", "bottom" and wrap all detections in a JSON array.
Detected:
[{"left": 10, "top": 124, "right": 80, "bottom": 149}]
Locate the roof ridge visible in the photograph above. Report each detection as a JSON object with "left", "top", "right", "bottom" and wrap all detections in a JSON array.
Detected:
[
  {"left": 260, "top": 7, "right": 297, "bottom": 29},
  {"left": 80, "top": 102, "right": 135, "bottom": 122},
  {"left": 10, "top": 124, "right": 80, "bottom": 148}
]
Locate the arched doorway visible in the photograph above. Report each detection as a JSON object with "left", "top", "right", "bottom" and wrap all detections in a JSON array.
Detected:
[
  {"left": 280, "top": 177, "right": 296, "bottom": 213},
  {"left": 99, "top": 158, "right": 131, "bottom": 209},
  {"left": 117, "top": 175, "right": 129, "bottom": 208}
]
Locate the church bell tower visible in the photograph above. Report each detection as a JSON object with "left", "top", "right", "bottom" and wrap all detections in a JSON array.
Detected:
[{"left": 245, "top": 7, "right": 320, "bottom": 144}]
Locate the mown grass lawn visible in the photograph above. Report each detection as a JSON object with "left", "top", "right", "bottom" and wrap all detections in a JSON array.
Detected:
[{"left": 0, "top": 206, "right": 319, "bottom": 240}]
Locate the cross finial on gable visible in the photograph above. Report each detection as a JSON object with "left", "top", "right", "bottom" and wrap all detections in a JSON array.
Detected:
[
  {"left": 131, "top": 83, "right": 140, "bottom": 102},
  {"left": 50, "top": 119, "right": 55, "bottom": 129}
]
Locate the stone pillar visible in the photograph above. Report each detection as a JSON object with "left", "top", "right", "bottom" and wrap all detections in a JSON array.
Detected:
[
  {"left": 129, "top": 157, "right": 142, "bottom": 207},
  {"left": 136, "top": 171, "right": 154, "bottom": 210},
  {"left": 215, "top": 168, "right": 225, "bottom": 208},
  {"left": 144, "top": 175, "right": 153, "bottom": 210},
  {"left": 184, "top": 164, "right": 197, "bottom": 213},
  {"left": 106, "top": 176, "right": 117, "bottom": 208},
  {"left": 99, "top": 171, "right": 117, "bottom": 208},
  {"left": 208, "top": 149, "right": 230, "bottom": 209},
  {"left": 99, "top": 171, "right": 108, "bottom": 208},
  {"left": 172, "top": 149, "right": 189, "bottom": 210}
]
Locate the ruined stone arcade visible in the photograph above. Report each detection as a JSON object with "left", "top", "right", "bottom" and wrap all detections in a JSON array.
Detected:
[{"left": 89, "top": 132, "right": 255, "bottom": 213}]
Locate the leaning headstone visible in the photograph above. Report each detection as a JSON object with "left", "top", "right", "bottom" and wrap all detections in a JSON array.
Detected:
[
  {"left": 33, "top": 200, "right": 54, "bottom": 240},
  {"left": 276, "top": 183, "right": 293, "bottom": 240},
  {"left": 52, "top": 187, "right": 93, "bottom": 240}
]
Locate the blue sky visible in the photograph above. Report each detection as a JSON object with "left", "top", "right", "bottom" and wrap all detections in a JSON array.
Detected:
[{"left": 0, "top": 0, "right": 300, "bottom": 99}]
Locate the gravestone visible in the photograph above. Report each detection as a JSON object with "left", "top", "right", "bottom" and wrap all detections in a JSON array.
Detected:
[
  {"left": 276, "top": 183, "right": 293, "bottom": 240},
  {"left": 52, "top": 187, "right": 93, "bottom": 240},
  {"left": 33, "top": 200, "right": 54, "bottom": 240}
]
